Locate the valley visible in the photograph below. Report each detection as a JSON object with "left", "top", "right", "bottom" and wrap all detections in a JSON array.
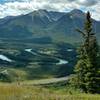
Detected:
[{"left": 0, "top": 40, "right": 77, "bottom": 82}]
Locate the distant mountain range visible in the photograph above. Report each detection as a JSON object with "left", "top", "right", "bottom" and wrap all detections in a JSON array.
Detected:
[{"left": 0, "top": 9, "right": 100, "bottom": 44}]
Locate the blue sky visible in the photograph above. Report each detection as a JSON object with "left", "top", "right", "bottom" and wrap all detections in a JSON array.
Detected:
[{"left": 0, "top": 0, "right": 99, "bottom": 21}]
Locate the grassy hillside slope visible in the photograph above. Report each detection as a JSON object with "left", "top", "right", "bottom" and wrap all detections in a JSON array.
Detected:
[{"left": 0, "top": 83, "right": 100, "bottom": 100}]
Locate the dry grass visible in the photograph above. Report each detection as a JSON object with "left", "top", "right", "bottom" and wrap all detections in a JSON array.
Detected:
[{"left": 0, "top": 83, "right": 100, "bottom": 100}]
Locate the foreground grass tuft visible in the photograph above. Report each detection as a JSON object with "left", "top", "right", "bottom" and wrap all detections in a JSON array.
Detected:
[{"left": 0, "top": 83, "right": 100, "bottom": 100}]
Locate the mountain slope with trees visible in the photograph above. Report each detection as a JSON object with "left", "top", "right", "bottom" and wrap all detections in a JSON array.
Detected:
[{"left": 0, "top": 9, "right": 99, "bottom": 43}]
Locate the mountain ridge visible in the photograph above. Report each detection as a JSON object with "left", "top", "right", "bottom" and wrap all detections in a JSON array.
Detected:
[{"left": 0, "top": 9, "right": 99, "bottom": 44}]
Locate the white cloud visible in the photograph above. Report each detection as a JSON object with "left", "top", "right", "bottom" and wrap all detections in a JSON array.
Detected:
[{"left": 0, "top": 0, "right": 99, "bottom": 21}]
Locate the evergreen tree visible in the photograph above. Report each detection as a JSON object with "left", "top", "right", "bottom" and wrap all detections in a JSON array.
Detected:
[{"left": 74, "top": 11, "right": 100, "bottom": 93}]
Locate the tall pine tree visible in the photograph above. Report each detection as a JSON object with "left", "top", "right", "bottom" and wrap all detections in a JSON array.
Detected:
[{"left": 74, "top": 11, "right": 100, "bottom": 93}]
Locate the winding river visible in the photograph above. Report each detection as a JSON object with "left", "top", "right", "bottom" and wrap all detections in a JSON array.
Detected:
[
  {"left": 0, "top": 55, "right": 12, "bottom": 62},
  {"left": 25, "top": 49, "right": 69, "bottom": 65},
  {"left": 0, "top": 48, "right": 71, "bottom": 65}
]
